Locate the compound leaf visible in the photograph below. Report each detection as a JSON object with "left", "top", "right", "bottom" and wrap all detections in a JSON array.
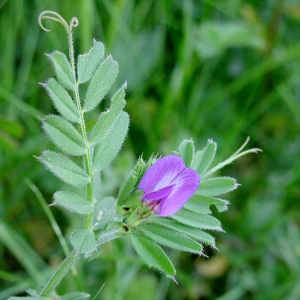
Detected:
[
  {"left": 40, "top": 151, "right": 90, "bottom": 187},
  {"left": 93, "top": 111, "right": 129, "bottom": 171},
  {"left": 151, "top": 218, "right": 216, "bottom": 248},
  {"left": 45, "top": 78, "right": 80, "bottom": 123},
  {"left": 187, "top": 195, "right": 229, "bottom": 213},
  {"left": 53, "top": 191, "right": 93, "bottom": 215},
  {"left": 77, "top": 40, "right": 105, "bottom": 83},
  {"left": 131, "top": 234, "right": 175, "bottom": 277},
  {"left": 70, "top": 229, "right": 97, "bottom": 253},
  {"left": 48, "top": 51, "right": 75, "bottom": 91},
  {"left": 43, "top": 115, "right": 86, "bottom": 156},
  {"left": 60, "top": 292, "right": 90, "bottom": 300},
  {"left": 197, "top": 177, "right": 238, "bottom": 197},
  {"left": 140, "top": 223, "right": 202, "bottom": 254},
  {"left": 178, "top": 139, "right": 194, "bottom": 167},
  {"left": 172, "top": 209, "right": 223, "bottom": 231},
  {"left": 90, "top": 83, "right": 126, "bottom": 146},
  {"left": 84, "top": 55, "right": 118, "bottom": 112},
  {"left": 192, "top": 139, "right": 217, "bottom": 174}
]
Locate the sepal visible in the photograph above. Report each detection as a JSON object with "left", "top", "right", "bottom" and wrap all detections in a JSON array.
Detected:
[{"left": 117, "top": 156, "right": 156, "bottom": 208}]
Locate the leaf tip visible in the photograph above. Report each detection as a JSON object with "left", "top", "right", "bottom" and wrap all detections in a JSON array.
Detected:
[
  {"left": 45, "top": 52, "right": 52, "bottom": 60},
  {"left": 37, "top": 115, "right": 45, "bottom": 123},
  {"left": 39, "top": 81, "right": 47, "bottom": 88},
  {"left": 235, "top": 182, "right": 241, "bottom": 189},
  {"left": 253, "top": 148, "right": 263, "bottom": 153},
  {"left": 33, "top": 155, "right": 42, "bottom": 162},
  {"left": 167, "top": 275, "right": 178, "bottom": 285}
]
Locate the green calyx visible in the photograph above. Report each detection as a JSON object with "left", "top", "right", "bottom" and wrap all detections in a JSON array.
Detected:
[{"left": 118, "top": 190, "right": 153, "bottom": 233}]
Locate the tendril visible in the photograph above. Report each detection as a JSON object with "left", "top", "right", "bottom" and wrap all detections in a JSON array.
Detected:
[
  {"left": 70, "top": 17, "right": 79, "bottom": 30},
  {"left": 38, "top": 10, "right": 79, "bottom": 35}
]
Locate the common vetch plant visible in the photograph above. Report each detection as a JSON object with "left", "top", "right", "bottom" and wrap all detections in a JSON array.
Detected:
[{"left": 9, "top": 10, "right": 260, "bottom": 300}]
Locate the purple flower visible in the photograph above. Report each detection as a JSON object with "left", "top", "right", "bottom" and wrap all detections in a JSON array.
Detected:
[{"left": 138, "top": 155, "right": 200, "bottom": 217}]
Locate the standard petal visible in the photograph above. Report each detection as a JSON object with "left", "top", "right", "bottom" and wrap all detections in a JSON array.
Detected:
[
  {"left": 158, "top": 168, "right": 200, "bottom": 217},
  {"left": 142, "top": 185, "right": 175, "bottom": 201},
  {"left": 138, "top": 155, "right": 185, "bottom": 194}
]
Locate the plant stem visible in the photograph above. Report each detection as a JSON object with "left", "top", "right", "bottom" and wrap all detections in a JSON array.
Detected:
[
  {"left": 96, "top": 227, "right": 121, "bottom": 246},
  {"left": 68, "top": 21, "right": 94, "bottom": 229},
  {"left": 39, "top": 227, "right": 120, "bottom": 296},
  {"left": 40, "top": 251, "right": 80, "bottom": 297}
]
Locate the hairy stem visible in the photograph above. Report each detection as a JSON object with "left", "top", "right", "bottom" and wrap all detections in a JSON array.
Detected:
[
  {"left": 39, "top": 228, "right": 121, "bottom": 296},
  {"left": 96, "top": 227, "right": 121, "bottom": 246},
  {"left": 40, "top": 251, "right": 80, "bottom": 297},
  {"left": 68, "top": 22, "right": 94, "bottom": 229}
]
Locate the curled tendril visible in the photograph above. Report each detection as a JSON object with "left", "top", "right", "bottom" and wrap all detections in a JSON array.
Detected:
[
  {"left": 70, "top": 17, "right": 79, "bottom": 29},
  {"left": 38, "top": 10, "right": 78, "bottom": 34}
]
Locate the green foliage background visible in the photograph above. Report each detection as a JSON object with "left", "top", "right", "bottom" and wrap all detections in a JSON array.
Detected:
[{"left": 1, "top": 0, "right": 300, "bottom": 299}]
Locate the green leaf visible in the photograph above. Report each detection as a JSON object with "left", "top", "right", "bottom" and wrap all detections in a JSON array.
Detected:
[
  {"left": 45, "top": 78, "right": 80, "bottom": 123},
  {"left": 197, "top": 177, "right": 238, "bottom": 197},
  {"left": 84, "top": 55, "right": 118, "bottom": 112},
  {"left": 151, "top": 218, "right": 216, "bottom": 248},
  {"left": 90, "top": 83, "right": 126, "bottom": 146},
  {"left": 192, "top": 139, "right": 217, "bottom": 174},
  {"left": 60, "top": 292, "right": 90, "bottom": 300},
  {"left": 93, "top": 111, "right": 129, "bottom": 171},
  {"left": 131, "top": 234, "right": 175, "bottom": 277},
  {"left": 53, "top": 191, "right": 93, "bottom": 215},
  {"left": 184, "top": 199, "right": 211, "bottom": 214},
  {"left": 48, "top": 51, "right": 75, "bottom": 91},
  {"left": 117, "top": 175, "right": 137, "bottom": 207},
  {"left": 187, "top": 195, "right": 229, "bottom": 213},
  {"left": 8, "top": 297, "right": 46, "bottom": 300},
  {"left": 40, "top": 151, "right": 90, "bottom": 187},
  {"left": 77, "top": 40, "right": 105, "bottom": 83},
  {"left": 43, "top": 115, "right": 86, "bottom": 156},
  {"left": 93, "top": 197, "right": 116, "bottom": 229},
  {"left": 140, "top": 223, "right": 202, "bottom": 254},
  {"left": 178, "top": 139, "right": 194, "bottom": 167},
  {"left": 70, "top": 229, "right": 97, "bottom": 253},
  {"left": 172, "top": 209, "right": 223, "bottom": 231}
]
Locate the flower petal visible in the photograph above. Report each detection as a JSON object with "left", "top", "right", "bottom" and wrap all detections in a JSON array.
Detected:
[
  {"left": 142, "top": 185, "right": 175, "bottom": 201},
  {"left": 158, "top": 168, "right": 200, "bottom": 217},
  {"left": 138, "top": 155, "right": 185, "bottom": 194}
]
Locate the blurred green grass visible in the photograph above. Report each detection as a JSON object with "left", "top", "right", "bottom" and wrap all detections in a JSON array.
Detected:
[{"left": 1, "top": 0, "right": 300, "bottom": 299}]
